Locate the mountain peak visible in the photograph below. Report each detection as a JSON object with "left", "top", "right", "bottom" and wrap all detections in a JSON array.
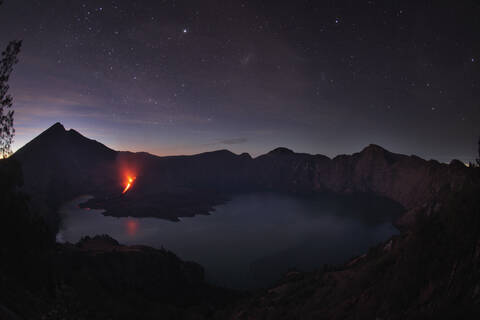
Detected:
[
  {"left": 239, "top": 152, "right": 252, "bottom": 159},
  {"left": 45, "top": 122, "right": 66, "bottom": 134},
  {"left": 268, "top": 147, "right": 295, "bottom": 155},
  {"left": 51, "top": 122, "right": 65, "bottom": 129},
  {"left": 361, "top": 144, "right": 388, "bottom": 154},
  {"left": 13, "top": 122, "right": 115, "bottom": 161}
]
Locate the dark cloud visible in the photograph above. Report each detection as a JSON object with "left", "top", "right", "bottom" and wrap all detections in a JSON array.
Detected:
[{"left": 220, "top": 138, "right": 248, "bottom": 145}]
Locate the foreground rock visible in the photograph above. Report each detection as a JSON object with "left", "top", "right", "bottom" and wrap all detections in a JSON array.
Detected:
[{"left": 48, "top": 235, "right": 237, "bottom": 319}]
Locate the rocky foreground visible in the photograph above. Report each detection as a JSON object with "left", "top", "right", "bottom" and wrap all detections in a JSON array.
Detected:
[{"left": 50, "top": 235, "right": 237, "bottom": 319}]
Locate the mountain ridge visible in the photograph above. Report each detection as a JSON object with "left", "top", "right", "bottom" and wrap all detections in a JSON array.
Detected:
[{"left": 12, "top": 122, "right": 471, "bottom": 230}]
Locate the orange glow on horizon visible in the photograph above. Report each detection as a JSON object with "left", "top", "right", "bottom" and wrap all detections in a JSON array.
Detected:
[{"left": 122, "top": 176, "right": 136, "bottom": 194}]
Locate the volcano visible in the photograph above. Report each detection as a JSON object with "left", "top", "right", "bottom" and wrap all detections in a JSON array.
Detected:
[
  {"left": 12, "top": 122, "right": 470, "bottom": 231},
  {"left": 5, "top": 122, "right": 479, "bottom": 319}
]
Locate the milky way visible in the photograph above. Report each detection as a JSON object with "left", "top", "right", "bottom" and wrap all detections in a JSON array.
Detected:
[{"left": 1, "top": 0, "right": 479, "bottom": 162}]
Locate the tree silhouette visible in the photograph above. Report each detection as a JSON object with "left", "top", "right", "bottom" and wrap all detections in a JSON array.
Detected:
[
  {"left": 0, "top": 0, "right": 22, "bottom": 158},
  {"left": 477, "top": 136, "right": 480, "bottom": 166},
  {"left": 0, "top": 39, "right": 21, "bottom": 158}
]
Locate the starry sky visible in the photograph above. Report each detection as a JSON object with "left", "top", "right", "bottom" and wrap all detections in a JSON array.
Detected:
[{"left": 1, "top": 0, "right": 479, "bottom": 162}]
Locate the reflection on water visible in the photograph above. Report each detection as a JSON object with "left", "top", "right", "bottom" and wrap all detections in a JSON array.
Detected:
[
  {"left": 57, "top": 193, "right": 402, "bottom": 289},
  {"left": 125, "top": 219, "right": 139, "bottom": 236}
]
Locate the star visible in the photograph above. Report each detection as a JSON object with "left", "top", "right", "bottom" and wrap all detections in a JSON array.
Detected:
[{"left": 4, "top": 0, "right": 479, "bottom": 164}]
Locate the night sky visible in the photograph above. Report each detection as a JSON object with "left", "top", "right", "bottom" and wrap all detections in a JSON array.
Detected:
[{"left": 1, "top": 0, "right": 479, "bottom": 162}]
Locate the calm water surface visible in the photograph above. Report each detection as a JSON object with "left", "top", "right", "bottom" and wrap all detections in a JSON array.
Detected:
[{"left": 57, "top": 193, "right": 401, "bottom": 289}]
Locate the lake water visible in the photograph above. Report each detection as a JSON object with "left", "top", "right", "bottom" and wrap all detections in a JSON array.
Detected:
[{"left": 57, "top": 193, "right": 402, "bottom": 289}]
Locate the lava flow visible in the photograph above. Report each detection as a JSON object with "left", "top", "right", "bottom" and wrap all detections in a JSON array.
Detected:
[{"left": 122, "top": 176, "right": 136, "bottom": 194}]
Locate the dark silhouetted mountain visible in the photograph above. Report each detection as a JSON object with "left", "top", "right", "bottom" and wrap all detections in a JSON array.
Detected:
[
  {"left": 12, "top": 123, "right": 117, "bottom": 228},
  {"left": 267, "top": 147, "right": 296, "bottom": 155},
  {"left": 12, "top": 122, "right": 471, "bottom": 230}
]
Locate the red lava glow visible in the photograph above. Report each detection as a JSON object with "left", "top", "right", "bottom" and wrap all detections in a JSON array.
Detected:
[
  {"left": 122, "top": 176, "right": 136, "bottom": 194},
  {"left": 126, "top": 219, "right": 138, "bottom": 236}
]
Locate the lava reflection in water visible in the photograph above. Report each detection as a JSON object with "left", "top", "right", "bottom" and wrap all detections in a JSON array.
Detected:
[{"left": 125, "top": 219, "right": 139, "bottom": 236}]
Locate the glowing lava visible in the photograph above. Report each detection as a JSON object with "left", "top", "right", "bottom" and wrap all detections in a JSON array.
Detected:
[{"left": 122, "top": 176, "right": 136, "bottom": 194}]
